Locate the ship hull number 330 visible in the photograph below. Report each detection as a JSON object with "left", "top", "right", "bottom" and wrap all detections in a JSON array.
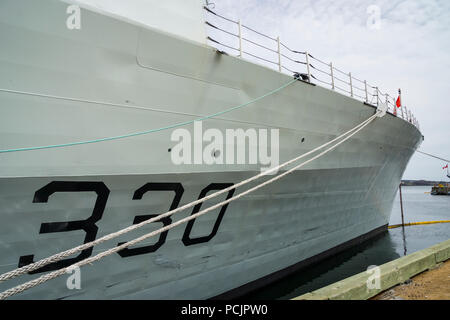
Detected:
[{"left": 18, "top": 181, "right": 235, "bottom": 274}]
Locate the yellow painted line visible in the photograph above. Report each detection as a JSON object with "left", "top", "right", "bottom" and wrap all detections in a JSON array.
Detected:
[{"left": 389, "top": 220, "right": 450, "bottom": 229}]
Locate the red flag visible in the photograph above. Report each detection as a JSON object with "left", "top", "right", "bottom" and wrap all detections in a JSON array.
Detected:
[
  {"left": 396, "top": 96, "right": 401, "bottom": 108},
  {"left": 444, "top": 164, "right": 449, "bottom": 170}
]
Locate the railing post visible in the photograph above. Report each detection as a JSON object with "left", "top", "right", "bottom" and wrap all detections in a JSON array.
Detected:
[
  {"left": 305, "top": 51, "right": 311, "bottom": 82},
  {"left": 364, "top": 80, "right": 368, "bottom": 103},
  {"left": 238, "top": 20, "right": 243, "bottom": 58},
  {"left": 277, "top": 36, "right": 282, "bottom": 72},
  {"left": 330, "top": 62, "right": 335, "bottom": 90},
  {"left": 349, "top": 73, "right": 353, "bottom": 97},
  {"left": 375, "top": 87, "right": 379, "bottom": 106},
  {"left": 385, "top": 93, "right": 389, "bottom": 111},
  {"left": 393, "top": 97, "right": 397, "bottom": 116}
]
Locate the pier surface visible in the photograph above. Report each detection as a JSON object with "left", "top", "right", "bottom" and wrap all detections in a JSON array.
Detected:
[{"left": 372, "top": 259, "right": 450, "bottom": 300}]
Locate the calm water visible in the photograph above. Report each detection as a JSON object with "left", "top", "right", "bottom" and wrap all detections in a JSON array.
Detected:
[{"left": 245, "top": 186, "right": 450, "bottom": 300}]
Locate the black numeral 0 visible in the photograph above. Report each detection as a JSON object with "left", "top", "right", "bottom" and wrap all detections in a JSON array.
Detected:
[
  {"left": 117, "top": 183, "right": 184, "bottom": 257},
  {"left": 18, "top": 182, "right": 110, "bottom": 274},
  {"left": 182, "top": 183, "right": 235, "bottom": 246}
]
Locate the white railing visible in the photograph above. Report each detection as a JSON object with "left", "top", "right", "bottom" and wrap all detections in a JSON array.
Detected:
[{"left": 203, "top": 6, "right": 420, "bottom": 131}]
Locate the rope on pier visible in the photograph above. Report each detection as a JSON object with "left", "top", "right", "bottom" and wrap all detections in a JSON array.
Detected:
[{"left": 0, "top": 111, "right": 382, "bottom": 299}]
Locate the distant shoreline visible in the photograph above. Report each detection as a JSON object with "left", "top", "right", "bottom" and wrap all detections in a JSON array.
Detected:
[{"left": 402, "top": 180, "right": 449, "bottom": 186}]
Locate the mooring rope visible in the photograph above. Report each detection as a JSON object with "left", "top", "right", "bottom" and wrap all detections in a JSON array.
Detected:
[
  {"left": 0, "top": 78, "right": 297, "bottom": 154},
  {"left": 416, "top": 150, "right": 450, "bottom": 163},
  {"left": 0, "top": 112, "right": 379, "bottom": 284},
  {"left": 0, "top": 112, "right": 380, "bottom": 299},
  {"left": 389, "top": 220, "right": 450, "bottom": 229}
]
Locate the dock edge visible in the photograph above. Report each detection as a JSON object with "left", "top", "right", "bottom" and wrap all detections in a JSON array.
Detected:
[{"left": 293, "top": 238, "right": 450, "bottom": 300}]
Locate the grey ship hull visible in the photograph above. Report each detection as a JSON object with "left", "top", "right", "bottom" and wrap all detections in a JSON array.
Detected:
[{"left": 0, "top": 0, "right": 423, "bottom": 299}]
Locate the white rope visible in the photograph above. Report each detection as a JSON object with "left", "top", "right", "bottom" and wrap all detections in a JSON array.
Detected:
[
  {"left": 0, "top": 113, "right": 378, "bottom": 284},
  {"left": 0, "top": 112, "right": 380, "bottom": 299},
  {"left": 416, "top": 150, "right": 449, "bottom": 163},
  {"left": 0, "top": 113, "right": 379, "bottom": 287}
]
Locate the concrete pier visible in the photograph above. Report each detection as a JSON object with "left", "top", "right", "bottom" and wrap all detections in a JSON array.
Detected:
[
  {"left": 372, "top": 259, "right": 450, "bottom": 300},
  {"left": 293, "top": 239, "right": 450, "bottom": 300}
]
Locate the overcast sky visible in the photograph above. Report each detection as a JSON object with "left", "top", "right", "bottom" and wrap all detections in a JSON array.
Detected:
[{"left": 208, "top": 0, "right": 449, "bottom": 181}]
